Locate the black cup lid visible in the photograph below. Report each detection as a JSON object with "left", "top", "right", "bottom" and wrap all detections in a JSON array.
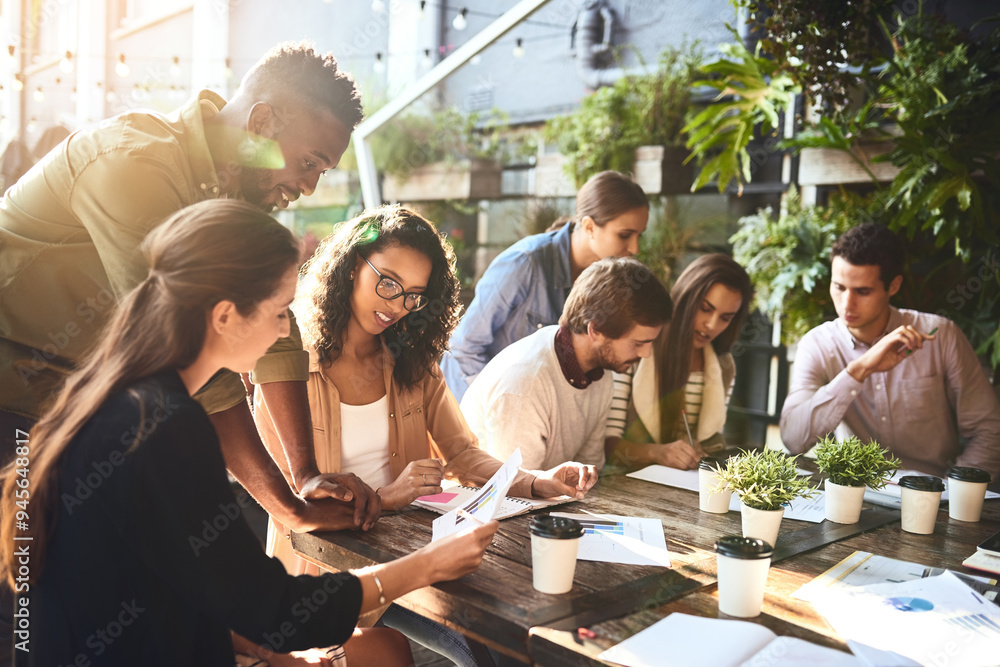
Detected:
[
  {"left": 699, "top": 457, "right": 726, "bottom": 472},
  {"left": 947, "top": 467, "right": 992, "bottom": 484},
  {"left": 529, "top": 515, "right": 584, "bottom": 539},
  {"left": 714, "top": 535, "right": 773, "bottom": 559},
  {"left": 899, "top": 475, "right": 945, "bottom": 492}
]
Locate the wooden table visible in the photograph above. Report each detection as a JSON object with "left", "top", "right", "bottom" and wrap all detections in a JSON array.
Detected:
[
  {"left": 528, "top": 482, "right": 1000, "bottom": 667},
  {"left": 293, "top": 473, "right": 913, "bottom": 664}
]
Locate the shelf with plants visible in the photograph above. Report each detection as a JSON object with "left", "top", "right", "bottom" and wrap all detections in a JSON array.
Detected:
[{"left": 543, "top": 42, "right": 704, "bottom": 194}]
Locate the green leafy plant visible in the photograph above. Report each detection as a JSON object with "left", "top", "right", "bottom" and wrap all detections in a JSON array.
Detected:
[
  {"left": 683, "top": 27, "right": 798, "bottom": 194},
  {"left": 545, "top": 43, "right": 704, "bottom": 186},
  {"left": 732, "top": 0, "right": 896, "bottom": 111},
  {"left": 814, "top": 435, "right": 901, "bottom": 489},
  {"left": 715, "top": 448, "right": 817, "bottom": 511},
  {"left": 875, "top": 13, "right": 1000, "bottom": 261},
  {"left": 729, "top": 186, "right": 854, "bottom": 344},
  {"left": 340, "top": 106, "right": 507, "bottom": 181}
]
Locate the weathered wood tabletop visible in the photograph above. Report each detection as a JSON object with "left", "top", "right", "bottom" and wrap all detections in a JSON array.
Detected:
[
  {"left": 290, "top": 471, "right": 957, "bottom": 664},
  {"left": 528, "top": 480, "right": 1000, "bottom": 667}
]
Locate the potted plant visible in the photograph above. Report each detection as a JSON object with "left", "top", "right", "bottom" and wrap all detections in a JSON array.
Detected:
[
  {"left": 814, "top": 435, "right": 901, "bottom": 524},
  {"left": 544, "top": 43, "right": 703, "bottom": 191},
  {"left": 715, "top": 448, "right": 817, "bottom": 547}
]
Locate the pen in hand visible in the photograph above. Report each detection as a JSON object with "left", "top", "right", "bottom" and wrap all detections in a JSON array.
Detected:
[
  {"left": 905, "top": 326, "right": 938, "bottom": 355},
  {"left": 682, "top": 409, "right": 696, "bottom": 449}
]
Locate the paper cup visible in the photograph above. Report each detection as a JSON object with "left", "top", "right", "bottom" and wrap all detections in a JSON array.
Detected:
[
  {"left": 947, "top": 467, "right": 991, "bottom": 522},
  {"left": 529, "top": 515, "right": 583, "bottom": 594},
  {"left": 899, "top": 476, "right": 945, "bottom": 534},
  {"left": 698, "top": 457, "right": 731, "bottom": 514},
  {"left": 715, "top": 535, "right": 773, "bottom": 618}
]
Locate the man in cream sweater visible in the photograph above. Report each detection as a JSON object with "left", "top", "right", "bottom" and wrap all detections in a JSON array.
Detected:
[{"left": 460, "top": 257, "right": 673, "bottom": 470}]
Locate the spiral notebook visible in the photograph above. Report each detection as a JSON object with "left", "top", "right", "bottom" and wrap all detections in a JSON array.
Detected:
[{"left": 413, "top": 482, "right": 575, "bottom": 520}]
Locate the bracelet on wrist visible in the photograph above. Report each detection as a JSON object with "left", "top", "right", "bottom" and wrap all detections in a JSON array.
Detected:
[{"left": 371, "top": 571, "right": 386, "bottom": 606}]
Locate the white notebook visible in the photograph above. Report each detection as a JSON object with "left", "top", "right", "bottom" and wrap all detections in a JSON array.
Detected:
[{"left": 598, "top": 613, "right": 862, "bottom": 667}]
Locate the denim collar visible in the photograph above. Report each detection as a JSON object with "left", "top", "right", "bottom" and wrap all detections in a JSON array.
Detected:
[{"left": 550, "top": 222, "right": 575, "bottom": 292}]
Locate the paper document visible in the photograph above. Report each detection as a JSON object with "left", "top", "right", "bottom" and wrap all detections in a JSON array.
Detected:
[
  {"left": 810, "top": 572, "right": 1000, "bottom": 667},
  {"left": 627, "top": 465, "right": 701, "bottom": 491},
  {"left": 431, "top": 448, "right": 521, "bottom": 541},
  {"left": 551, "top": 512, "right": 669, "bottom": 567},
  {"left": 794, "top": 550, "right": 999, "bottom": 604},
  {"left": 597, "top": 612, "right": 862, "bottom": 667}
]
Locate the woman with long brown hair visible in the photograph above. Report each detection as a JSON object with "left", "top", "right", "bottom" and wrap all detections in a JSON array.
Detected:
[
  {"left": 606, "top": 254, "right": 753, "bottom": 470},
  {"left": 0, "top": 199, "right": 497, "bottom": 666},
  {"left": 255, "top": 204, "right": 595, "bottom": 666},
  {"left": 441, "top": 170, "right": 649, "bottom": 402}
]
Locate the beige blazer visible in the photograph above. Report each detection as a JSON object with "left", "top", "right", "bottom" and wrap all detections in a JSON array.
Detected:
[{"left": 254, "top": 343, "right": 535, "bottom": 575}]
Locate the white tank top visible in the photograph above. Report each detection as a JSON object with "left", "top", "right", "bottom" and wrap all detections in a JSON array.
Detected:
[{"left": 339, "top": 395, "right": 393, "bottom": 490}]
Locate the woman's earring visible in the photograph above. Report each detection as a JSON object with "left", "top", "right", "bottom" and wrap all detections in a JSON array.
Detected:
[{"left": 349, "top": 271, "right": 355, "bottom": 281}]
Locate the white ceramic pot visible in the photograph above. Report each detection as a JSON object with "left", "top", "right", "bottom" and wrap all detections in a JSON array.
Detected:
[
  {"left": 740, "top": 502, "right": 784, "bottom": 547},
  {"left": 824, "top": 479, "right": 866, "bottom": 524}
]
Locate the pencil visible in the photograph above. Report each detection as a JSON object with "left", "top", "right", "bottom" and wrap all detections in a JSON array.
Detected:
[
  {"left": 456, "top": 508, "right": 486, "bottom": 526},
  {"left": 681, "top": 409, "right": 695, "bottom": 448},
  {"left": 905, "top": 326, "right": 938, "bottom": 355}
]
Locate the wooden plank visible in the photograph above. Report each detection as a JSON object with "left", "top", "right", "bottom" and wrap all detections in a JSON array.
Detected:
[{"left": 798, "top": 144, "right": 900, "bottom": 186}]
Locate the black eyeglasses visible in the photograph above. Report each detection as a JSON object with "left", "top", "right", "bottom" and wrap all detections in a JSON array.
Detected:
[{"left": 361, "top": 256, "right": 429, "bottom": 312}]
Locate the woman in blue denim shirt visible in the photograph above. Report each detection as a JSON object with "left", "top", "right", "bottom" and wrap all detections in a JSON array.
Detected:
[{"left": 441, "top": 171, "right": 649, "bottom": 401}]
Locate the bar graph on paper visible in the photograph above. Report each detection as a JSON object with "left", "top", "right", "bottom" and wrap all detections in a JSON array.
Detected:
[
  {"left": 552, "top": 513, "right": 670, "bottom": 567},
  {"left": 945, "top": 613, "right": 1000, "bottom": 637},
  {"left": 577, "top": 518, "right": 625, "bottom": 536}
]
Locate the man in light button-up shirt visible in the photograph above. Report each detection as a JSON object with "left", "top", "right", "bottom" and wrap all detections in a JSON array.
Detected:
[{"left": 780, "top": 223, "right": 1000, "bottom": 484}]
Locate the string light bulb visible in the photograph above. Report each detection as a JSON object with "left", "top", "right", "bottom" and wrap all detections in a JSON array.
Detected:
[
  {"left": 452, "top": 8, "right": 468, "bottom": 31},
  {"left": 170, "top": 56, "right": 182, "bottom": 78},
  {"left": 373, "top": 52, "right": 385, "bottom": 73},
  {"left": 11, "top": 75, "right": 23, "bottom": 92},
  {"left": 421, "top": 48, "right": 432, "bottom": 68},
  {"left": 512, "top": 38, "right": 525, "bottom": 58},
  {"left": 223, "top": 58, "right": 233, "bottom": 79},
  {"left": 33, "top": 87, "right": 44, "bottom": 103},
  {"left": 115, "top": 54, "right": 130, "bottom": 78},
  {"left": 26, "top": 117, "right": 37, "bottom": 134},
  {"left": 59, "top": 50, "right": 73, "bottom": 74},
  {"left": 419, "top": 0, "right": 426, "bottom": 17}
]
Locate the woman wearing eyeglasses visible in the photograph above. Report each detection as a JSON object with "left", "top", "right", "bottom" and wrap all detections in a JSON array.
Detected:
[{"left": 253, "top": 205, "right": 596, "bottom": 666}]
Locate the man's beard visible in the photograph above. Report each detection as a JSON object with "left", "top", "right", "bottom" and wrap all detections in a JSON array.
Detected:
[
  {"left": 595, "top": 341, "right": 639, "bottom": 374},
  {"left": 238, "top": 168, "right": 274, "bottom": 211}
]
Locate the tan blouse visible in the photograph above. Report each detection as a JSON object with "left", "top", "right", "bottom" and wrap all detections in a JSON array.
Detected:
[{"left": 254, "top": 343, "right": 536, "bottom": 575}]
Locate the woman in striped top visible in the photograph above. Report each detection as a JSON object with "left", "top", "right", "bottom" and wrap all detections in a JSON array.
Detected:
[{"left": 605, "top": 254, "right": 752, "bottom": 470}]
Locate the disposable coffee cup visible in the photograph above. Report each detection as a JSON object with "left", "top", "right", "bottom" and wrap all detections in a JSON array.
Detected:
[
  {"left": 947, "top": 467, "right": 991, "bottom": 522},
  {"left": 715, "top": 535, "right": 773, "bottom": 618},
  {"left": 698, "top": 457, "right": 731, "bottom": 514},
  {"left": 529, "top": 515, "right": 583, "bottom": 594},
  {"left": 899, "top": 476, "right": 945, "bottom": 534}
]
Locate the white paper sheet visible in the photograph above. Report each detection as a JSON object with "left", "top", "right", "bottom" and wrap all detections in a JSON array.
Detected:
[
  {"left": 810, "top": 572, "right": 1000, "bottom": 667},
  {"left": 597, "top": 613, "right": 862, "bottom": 667},
  {"left": 550, "top": 512, "right": 670, "bottom": 567},
  {"left": 431, "top": 448, "right": 521, "bottom": 541}
]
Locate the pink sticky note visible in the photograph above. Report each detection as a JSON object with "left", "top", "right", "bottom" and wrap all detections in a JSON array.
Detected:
[{"left": 417, "top": 492, "right": 458, "bottom": 504}]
